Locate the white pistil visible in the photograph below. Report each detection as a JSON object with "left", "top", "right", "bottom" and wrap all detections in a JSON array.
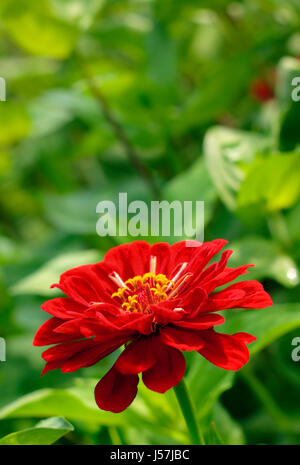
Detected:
[
  {"left": 173, "top": 307, "right": 184, "bottom": 312},
  {"left": 168, "top": 273, "right": 192, "bottom": 298},
  {"left": 109, "top": 271, "right": 127, "bottom": 289},
  {"left": 167, "top": 262, "right": 188, "bottom": 291},
  {"left": 150, "top": 255, "right": 157, "bottom": 274}
]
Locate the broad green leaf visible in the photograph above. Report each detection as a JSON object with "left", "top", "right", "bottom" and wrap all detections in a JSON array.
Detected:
[
  {"left": 0, "top": 387, "right": 125, "bottom": 425},
  {"left": 229, "top": 236, "right": 299, "bottom": 287},
  {"left": 0, "top": 416, "right": 73, "bottom": 445},
  {"left": 237, "top": 153, "right": 300, "bottom": 219},
  {"left": 0, "top": 379, "right": 187, "bottom": 443},
  {"left": 11, "top": 250, "right": 102, "bottom": 296},
  {"left": 204, "top": 126, "right": 270, "bottom": 210}
]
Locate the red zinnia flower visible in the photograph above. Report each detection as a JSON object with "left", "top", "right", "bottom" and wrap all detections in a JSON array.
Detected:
[{"left": 33, "top": 240, "right": 272, "bottom": 413}]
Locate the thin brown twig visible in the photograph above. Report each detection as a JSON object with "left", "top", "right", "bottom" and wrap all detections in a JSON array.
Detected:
[{"left": 78, "top": 55, "right": 160, "bottom": 199}]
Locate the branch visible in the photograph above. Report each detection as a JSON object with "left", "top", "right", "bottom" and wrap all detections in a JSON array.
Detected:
[{"left": 78, "top": 56, "right": 160, "bottom": 199}]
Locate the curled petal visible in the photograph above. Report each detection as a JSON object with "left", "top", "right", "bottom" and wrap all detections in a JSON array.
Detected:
[
  {"left": 95, "top": 365, "right": 139, "bottom": 413},
  {"left": 204, "top": 280, "right": 273, "bottom": 312},
  {"left": 175, "top": 313, "right": 225, "bottom": 330},
  {"left": 198, "top": 330, "right": 257, "bottom": 370}
]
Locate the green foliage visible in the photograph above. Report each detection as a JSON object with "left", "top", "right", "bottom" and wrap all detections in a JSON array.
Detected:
[
  {"left": 0, "top": 416, "right": 74, "bottom": 445},
  {"left": 0, "top": 0, "right": 300, "bottom": 446}
]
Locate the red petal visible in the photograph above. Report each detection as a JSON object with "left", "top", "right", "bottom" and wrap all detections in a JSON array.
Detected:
[
  {"left": 104, "top": 241, "right": 151, "bottom": 281},
  {"left": 142, "top": 340, "right": 185, "bottom": 392},
  {"left": 180, "top": 287, "right": 208, "bottom": 317},
  {"left": 41, "top": 337, "right": 126, "bottom": 373},
  {"left": 198, "top": 330, "right": 257, "bottom": 370},
  {"left": 203, "top": 264, "right": 253, "bottom": 293},
  {"left": 175, "top": 313, "right": 225, "bottom": 330},
  {"left": 115, "top": 337, "right": 156, "bottom": 374},
  {"left": 52, "top": 263, "right": 113, "bottom": 306},
  {"left": 151, "top": 300, "right": 184, "bottom": 325},
  {"left": 197, "top": 250, "right": 233, "bottom": 293},
  {"left": 187, "top": 239, "right": 228, "bottom": 287},
  {"left": 160, "top": 326, "right": 205, "bottom": 351},
  {"left": 41, "top": 297, "right": 86, "bottom": 319},
  {"left": 205, "top": 280, "right": 273, "bottom": 312},
  {"left": 33, "top": 317, "right": 81, "bottom": 346},
  {"left": 95, "top": 365, "right": 139, "bottom": 413},
  {"left": 167, "top": 240, "right": 200, "bottom": 278},
  {"left": 149, "top": 242, "right": 171, "bottom": 274}
]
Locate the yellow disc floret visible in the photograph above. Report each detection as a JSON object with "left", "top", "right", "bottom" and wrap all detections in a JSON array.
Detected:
[{"left": 111, "top": 272, "right": 173, "bottom": 313}]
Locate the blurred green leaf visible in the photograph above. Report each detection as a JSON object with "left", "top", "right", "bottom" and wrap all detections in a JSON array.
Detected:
[
  {"left": 237, "top": 152, "right": 300, "bottom": 220},
  {"left": 163, "top": 158, "right": 217, "bottom": 226},
  {"left": 0, "top": 416, "right": 73, "bottom": 445},
  {"left": 11, "top": 250, "right": 102, "bottom": 296},
  {"left": 225, "top": 303, "right": 300, "bottom": 356},
  {"left": 229, "top": 236, "right": 299, "bottom": 287},
  {"left": 2, "top": 1, "right": 78, "bottom": 59},
  {"left": 210, "top": 402, "right": 245, "bottom": 445},
  {"left": 0, "top": 102, "right": 30, "bottom": 146}
]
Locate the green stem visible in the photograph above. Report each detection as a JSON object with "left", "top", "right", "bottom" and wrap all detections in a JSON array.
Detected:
[{"left": 174, "top": 379, "right": 205, "bottom": 445}]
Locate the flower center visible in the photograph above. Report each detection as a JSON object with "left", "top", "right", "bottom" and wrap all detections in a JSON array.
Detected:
[
  {"left": 109, "top": 256, "right": 193, "bottom": 314},
  {"left": 111, "top": 273, "right": 172, "bottom": 313}
]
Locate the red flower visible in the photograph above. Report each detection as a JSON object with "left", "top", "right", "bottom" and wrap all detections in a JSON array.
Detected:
[
  {"left": 250, "top": 77, "right": 275, "bottom": 102},
  {"left": 33, "top": 240, "right": 272, "bottom": 413}
]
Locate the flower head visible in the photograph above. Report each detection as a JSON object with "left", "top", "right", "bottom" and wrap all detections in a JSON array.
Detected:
[{"left": 34, "top": 240, "right": 272, "bottom": 413}]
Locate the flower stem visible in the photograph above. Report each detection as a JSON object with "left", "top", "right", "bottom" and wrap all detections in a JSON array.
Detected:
[{"left": 174, "top": 379, "right": 205, "bottom": 445}]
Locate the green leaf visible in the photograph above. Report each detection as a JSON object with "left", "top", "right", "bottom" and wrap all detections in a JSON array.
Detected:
[
  {"left": 187, "top": 303, "right": 300, "bottom": 419},
  {"left": 2, "top": 2, "right": 78, "bottom": 59},
  {"left": 237, "top": 152, "right": 300, "bottom": 219},
  {"left": 0, "top": 102, "right": 30, "bottom": 146},
  {"left": 0, "top": 380, "right": 187, "bottom": 443},
  {"left": 204, "top": 126, "right": 270, "bottom": 210},
  {"left": 0, "top": 416, "right": 73, "bottom": 445},
  {"left": 229, "top": 236, "right": 299, "bottom": 288},
  {"left": 51, "top": 0, "right": 104, "bottom": 30},
  {"left": 175, "top": 56, "right": 253, "bottom": 133},
  {"left": 225, "top": 303, "right": 300, "bottom": 356},
  {"left": 210, "top": 402, "right": 245, "bottom": 445},
  {"left": 11, "top": 250, "right": 102, "bottom": 296}
]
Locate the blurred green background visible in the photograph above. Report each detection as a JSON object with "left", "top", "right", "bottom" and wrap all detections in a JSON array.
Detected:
[{"left": 0, "top": 0, "right": 300, "bottom": 445}]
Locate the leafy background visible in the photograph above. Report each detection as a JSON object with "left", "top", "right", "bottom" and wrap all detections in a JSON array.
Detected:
[{"left": 0, "top": 0, "right": 300, "bottom": 445}]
